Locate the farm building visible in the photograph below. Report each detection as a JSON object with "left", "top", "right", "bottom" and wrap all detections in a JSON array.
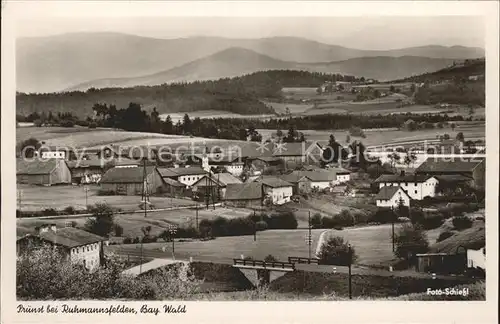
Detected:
[
  {"left": 162, "top": 177, "right": 188, "bottom": 197},
  {"left": 375, "top": 186, "right": 410, "bottom": 208},
  {"left": 191, "top": 172, "right": 242, "bottom": 200},
  {"left": 279, "top": 172, "right": 312, "bottom": 195},
  {"left": 415, "top": 158, "right": 485, "bottom": 190},
  {"left": 157, "top": 166, "right": 208, "bottom": 187},
  {"left": 249, "top": 156, "right": 284, "bottom": 173},
  {"left": 258, "top": 176, "right": 293, "bottom": 205},
  {"left": 16, "top": 224, "right": 106, "bottom": 271},
  {"left": 224, "top": 182, "right": 263, "bottom": 208},
  {"left": 16, "top": 158, "right": 72, "bottom": 185},
  {"left": 330, "top": 167, "right": 351, "bottom": 183},
  {"left": 414, "top": 253, "right": 467, "bottom": 274},
  {"left": 374, "top": 171, "right": 439, "bottom": 200},
  {"left": 196, "top": 154, "right": 244, "bottom": 176},
  {"left": 100, "top": 166, "right": 164, "bottom": 195},
  {"left": 302, "top": 170, "right": 336, "bottom": 190}
]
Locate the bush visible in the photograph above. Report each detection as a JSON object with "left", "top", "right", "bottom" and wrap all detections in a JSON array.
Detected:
[
  {"left": 436, "top": 231, "right": 455, "bottom": 242},
  {"left": 267, "top": 211, "right": 298, "bottom": 229},
  {"left": 59, "top": 119, "right": 75, "bottom": 128},
  {"left": 320, "top": 216, "right": 336, "bottom": 229},
  {"left": 332, "top": 210, "right": 355, "bottom": 227},
  {"left": 317, "top": 236, "right": 357, "bottom": 266},
  {"left": 397, "top": 217, "right": 411, "bottom": 223},
  {"left": 133, "top": 237, "right": 140, "bottom": 244},
  {"left": 409, "top": 207, "right": 425, "bottom": 224},
  {"left": 142, "top": 235, "right": 158, "bottom": 243},
  {"left": 352, "top": 211, "right": 370, "bottom": 224},
  {"left": 419, "top": 213, "right": 445, "bottom": 230},
  {"left": 255, "top": 221, "right": 268, "bottom": 231},
  {"left": 452, "top": 216, "right": 473, "bottom": 230},
  {"left": 225, "top": 218, "right": 255, "bottom": 236},
  {"left": 114, "top": 224, "right": 124, "bottom": 237},
  {"left": 123, "top": 237, "right": 133, "bottom": 244},
  {"left": 63, "top": 206, "right": 76, "bottom": 215},
  {"left": 394, "top": 223, "right": 430, "bottom": 261},
  {"left": 42, "top": 208, "right": 57, "bottom": 216},
  {"left": 372, "top": 208, "right": 397, "bottom": 224},
  {"left": 88, "top": 122, "right": 97, "bottom": 129},
  {"left": 311, "top": 213, "right": 323, "bottom": 228}
]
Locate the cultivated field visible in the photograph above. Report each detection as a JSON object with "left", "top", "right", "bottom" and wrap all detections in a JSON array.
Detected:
[{"left": 17, "top": 184, "right": 195, "bottom": 211}]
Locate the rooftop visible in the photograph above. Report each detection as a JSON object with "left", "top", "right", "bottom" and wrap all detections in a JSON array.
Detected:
[
  {"left": 157, "top": 166, "right": 207, "bottom": 177},
  {"left": 416, "top": 158, "right": 484, "bottom": 174},
  {"left": 17, "top": 158, "right": 61, "bottom": 175},
  {"left": 100, "top": 166, "right": 156, "bottom": 183},
  {"left": 21, "top": 227, "right": 106, "bottom": 248},
  {"left": 258, "top": 176, "right": 292, "bottom": 188},
  {"left": 374, "top": 174, "right": 432, "bottom": 183},
  {"left": 224, "top": 182, "right": 263, "bottom": 201},
  {"left": 375, "top": 186, "right": 408, "bottom": 200},
  {"left": 193, "top": 173, "right": 242, "bottom": 187}
]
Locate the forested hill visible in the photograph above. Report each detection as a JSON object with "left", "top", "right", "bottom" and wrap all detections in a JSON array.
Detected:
[
  {"left": 389, "top": 58, "right": 485, "bottom": 83},
  {"left": 16, "top": 70, "right": 363, "bottom": 118}
]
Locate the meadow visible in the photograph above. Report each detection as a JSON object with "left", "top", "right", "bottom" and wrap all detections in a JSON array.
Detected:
[{"left": 17, "top": 184, "right": 195, "bottom": 212}]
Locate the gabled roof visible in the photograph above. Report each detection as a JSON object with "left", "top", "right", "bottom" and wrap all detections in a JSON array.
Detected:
[
  {"left": 100, "top": 166, "right": 157, "bottom": 183},
  {"left": 224, "top": 183, "right": 263, "bottom": 201},
  {"left": 17, "top": 158, "right": 61, "bottom": 175},
  {"left": 375, "top": 186, "right": 409, "bottom": 200},
  {"left": 157, "top": 167, "right": 207, "bottom": 178},
  {"left": 434, "top": 175, "right": 473, "bottom": 182},
  {"left": 259, "top": 176, "right": 292, "bottom": 188},
  {"left": 163, "top": 177, "right": 186, "bottom": 187},
  {"left": 329, "top": 167, "right": 351, "bottom": 175},
  {"left": 302, "top": 170, "right": 336, "bottom": 182},
  {"left": 416, "top": 158, "right": 484, "bottom": 174},
  {"left": 279, "top": 172, "right": 311, "bottom": 184},
  {"left": 374, "top": 174, "right": 433, "bottom": 183},
  {"left": 25, "top": 227, "right": 106, "bottom": 248},
  {"left": 192, "top": 173, "right": 242, "bottom": 187}
]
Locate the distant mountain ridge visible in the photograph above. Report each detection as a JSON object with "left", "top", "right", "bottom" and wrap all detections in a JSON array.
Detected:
[
  {"left": 67, "top": 47, "right": 460, "bottom": 91},
  {"left": 16, "top": 32, "right": 485, "bottom": 93}
]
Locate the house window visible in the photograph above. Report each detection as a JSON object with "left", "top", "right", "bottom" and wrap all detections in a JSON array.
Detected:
[
  {"left": 415, "top": 190, "right": 417, "bottom": 194},
  {"left": 405, "top": 182, "right": 408, "bottom": 186}
]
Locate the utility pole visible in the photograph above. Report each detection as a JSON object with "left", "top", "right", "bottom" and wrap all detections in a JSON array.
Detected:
[
  {"left": 253, "top": 209, "right": 257, "bottom": 241},
  {"left": 348, "top": 244, "right": 352, "bottom": 300},
  {"left": 169, "top": 225, "right": 178, "bottom": 259},
  {"left": 308, "top": 211, "right": 312, "bottom": 259},
  {"left": 84, "top": 186, "right": 89, "bottom": 209},
  {"left": 196, "top": 206, "right": 199, "bottom": 230}
]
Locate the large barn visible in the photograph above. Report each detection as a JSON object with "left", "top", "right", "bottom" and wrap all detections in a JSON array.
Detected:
[
  {"left": 16, "top": 158, "right": 72, "bottom": 185},
  {"left": 100, "top": 166, "right": 164, "bottom": 195}
]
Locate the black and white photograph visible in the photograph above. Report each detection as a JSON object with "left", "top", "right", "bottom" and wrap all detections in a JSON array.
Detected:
[{"left": 1, "top": 1, "right": 499, "bottom": 323}]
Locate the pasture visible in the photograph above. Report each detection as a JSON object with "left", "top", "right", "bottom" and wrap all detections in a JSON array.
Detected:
[
  {"left": 106, "top": 228, "right": 325, "bottom": 262},
  {"left": 17, "top": 184, "right": 195, "bottom": 212},
  {"left": 17, "top": 205, "right": 255, "bottom": 238},
  {"left": 256, "top": 120, "right": 485, "bottom": 147}
]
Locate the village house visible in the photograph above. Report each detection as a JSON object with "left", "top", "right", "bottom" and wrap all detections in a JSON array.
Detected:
[
  {"left": 415, "top": 158, "right": 485, "bottom": 190},
  {"left": 16, "top": 158, "right": 72, "bottom": 186},
  {"left": 272, "top": 142, "right": 307, "bottom": 165},
  {"left": 16, "top": 224, "right": 106, "bottom": 271},
  {"left": 224, "top": 182, "right": 263, "bottom": 208},
  {"left": 196, "top": 154, "right": 245, "bottom": 176},
  {"left": 374, "top": 171, "right": 439, "bottom": 200},
  {"left": 279, "top": 172, "right": 312, "bottom": 195},
  {"left": 157, "top": 166, "right": 208, "bottom": 187},
  {"left": 258, "top": 176, "right": 293, "bottom": 205},
  {"left": 248, "top": 156, "right": 284, "bottom": 174},
  {"left": 375, "top": 186, "right": 411, "bottom": 208},
  {"left": 161, "top": 177, "right": 188, "bottom": 197},
  {"left": 302, "top": 170, "right": 336, "bottom": 190},
  {"left": 100, "top": 165, "right": 164, "bottom": 195},
  {"left": 191, "top": 172, "right": 242, "bottom": 200}
]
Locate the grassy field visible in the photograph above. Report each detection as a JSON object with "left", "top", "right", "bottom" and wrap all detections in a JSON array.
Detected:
[
  {"left": 17, "top": 184, "right": 195, "bottom": 212},
  {"left": 107, "top": 228, "right": 324, "bottom": 261},
  {"left": 160, "top": 111, "right": 276, "bottom": 124},
  {"left": 256, "top": 121, "right": 484, "bottom": 147},
  {"left": 261, "top": 101, "right": 313, "bottom": 115}
]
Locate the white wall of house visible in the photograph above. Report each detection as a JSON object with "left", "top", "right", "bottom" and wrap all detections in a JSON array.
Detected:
[
  {"left": 376, "top": 189, "right": 410, "bottom": 208},
  {"left": 225, "top": 164, "right": 244, "bottom": 176},
  {"left": 264, "top": 186, "right": 293, "bottom": 205},
  {"left": 336, "top": 173, "right": 350, "bottom": 183},
  {"left": 467, "top": 248, "right": 485, "bottom": 270},
  {"left": 310, "top": 181, "right": 331, "bottom": 190},
  {"left": 70, "top": 241, "right": 102, "bottom": 271},
  {"left": 41, "top": 151, "right": 66, "bottom": 159},
  {"left": 379, "top": 177, "right": 438, "bottom": 200},
  {"left": 178, "top": 174, "right": 205, "bottom": 187}
]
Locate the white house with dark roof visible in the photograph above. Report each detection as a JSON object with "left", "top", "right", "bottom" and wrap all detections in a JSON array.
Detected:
[
  {"left": 191, "top": 172, "right": 242, "bottom": 199},
  {"left": 157, "top": 166, "right": 208, "bottom": 187},
  {"left": 375, "top": 186, "right": 411, "bottom": 208},
  {"left": 374, "top": 171, "right": 439, "bottom": 200},
  {"left": 258, "top": 176, "right": 293, "bottom": 205},
  {"left": 16, "top": 224, "right": 106, "bottom": 271}
]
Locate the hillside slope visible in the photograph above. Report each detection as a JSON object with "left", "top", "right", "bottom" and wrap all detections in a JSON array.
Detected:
[
  {"left": 17, "top": 32, "right": 485, "bottom": 93},
  {"left": 68, "top": 49, "right": 459, "bottom": 91}
]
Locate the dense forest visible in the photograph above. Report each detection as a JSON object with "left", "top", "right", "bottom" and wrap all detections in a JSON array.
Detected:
[{"left": 16, "top": 70, "right": 364, "bottom": 118}]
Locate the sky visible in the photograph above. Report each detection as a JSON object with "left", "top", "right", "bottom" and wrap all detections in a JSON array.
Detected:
[{"left": 15, "top": 16, "right": 484, "bottom": 50}]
